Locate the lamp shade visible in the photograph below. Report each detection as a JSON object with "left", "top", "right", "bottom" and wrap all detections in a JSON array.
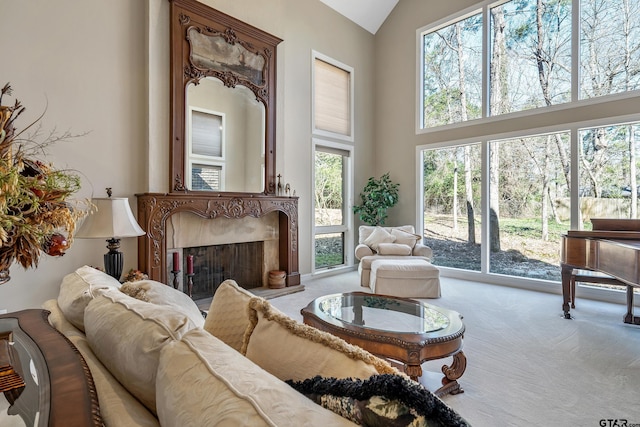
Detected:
[{"left": 76, "top": 198, "right": 145, "bottom": 239}]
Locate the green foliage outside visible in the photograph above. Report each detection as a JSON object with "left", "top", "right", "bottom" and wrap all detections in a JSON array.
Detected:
[{"left": 315, "top": 252, "right": 343, "bottom": 269}]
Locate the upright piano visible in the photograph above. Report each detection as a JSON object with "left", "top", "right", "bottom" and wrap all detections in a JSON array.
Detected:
[{"left": 560, "top": 219, "right": 640, "bottom": 324}]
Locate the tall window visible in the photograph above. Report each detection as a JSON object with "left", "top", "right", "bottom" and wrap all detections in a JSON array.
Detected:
[
  {"left": 312, "top": 52, "right": 354, "bottom": 272},
  {"left": 420, "top": 0, "right": 640, "bottom": 129},
  {"left": 487, "top": 131, "right": 571, "bottom": 281},
  {"left": 314, "top": 145, "right": 352, "bottom": 269},
  {"left": 422, "top": 144, "right": 482, "bottom": 271}
]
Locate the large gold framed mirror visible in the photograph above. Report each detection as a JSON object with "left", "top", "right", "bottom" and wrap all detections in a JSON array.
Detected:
[{"left": 169, "top": 0, "right": 281, "bottom": 194}]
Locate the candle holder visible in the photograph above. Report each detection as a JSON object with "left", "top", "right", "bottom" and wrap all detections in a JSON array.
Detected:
[
  {"left": 186, "top": 273, "right": 195, "bottom": 298},
  {"left": 171, "top": 270, "right": 180, "bottom": 289}
]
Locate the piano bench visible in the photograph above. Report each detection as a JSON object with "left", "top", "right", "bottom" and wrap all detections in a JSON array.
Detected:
[{"left": 569, "top": 269, "right": 626, "bottom": 308}]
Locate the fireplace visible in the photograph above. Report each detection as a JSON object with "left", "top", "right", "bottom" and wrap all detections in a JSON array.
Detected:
[
  {"left": 166, "top": 210, "right": 281, "bottom": 295},
  {"left": 135, "top": 193, "right": 299, "bottom": 291}
]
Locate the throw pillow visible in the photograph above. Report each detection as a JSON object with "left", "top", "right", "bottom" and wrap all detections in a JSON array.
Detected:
[
  {"left": 377, "top": 243, "right": 412, "bottom": 256},
  {"left": 119, "top": 279, "right": 205, "bottom": 328},
  {"left": 286, "top": 374, "right": 471, "bottom": 427},
  {"left": 242, "top": 297, "right": 397, "bottom": 382},
  {"left": 84, "top": 290, "right": 198, "bottom": 414},
  {"left": 57, "top": 265, "right": 122, "bottom": 332},
  {"left": 155, "top": 329, "right": 355, "bottom": 426},
  {"left": 363, "top": 227, "right": 396, "bottom": 252},
  {"left": 391, "top": 229, "right": 421, "bottom": 249},
  {"left": 203, "top": 279, "right": 254, "bottom": 352},
  {"left": 67, "top": 334, "right": 159, "bottom": 427}
]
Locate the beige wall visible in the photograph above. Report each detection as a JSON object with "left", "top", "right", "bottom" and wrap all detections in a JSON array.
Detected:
[
  {"left": 0, "top": 0, "right": 374, "bottom": 310},
  {"left": 375, "top": 0, "right": 640, "bottom": 227},
  {"left": 1, "top": 0, "right": 147, "bottom": 310}
]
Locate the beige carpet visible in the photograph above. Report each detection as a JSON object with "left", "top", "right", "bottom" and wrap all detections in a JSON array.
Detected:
[{"left": 268, "top": 270, "right": 640, "bottom": 427}]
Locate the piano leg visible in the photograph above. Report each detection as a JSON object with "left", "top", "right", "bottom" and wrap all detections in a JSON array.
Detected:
[
  {"left": 624, "top": 285, "right": 640, "bottom": 325},
  {"left": 561, "top": 264, "right": 573, "bottom": 319}
]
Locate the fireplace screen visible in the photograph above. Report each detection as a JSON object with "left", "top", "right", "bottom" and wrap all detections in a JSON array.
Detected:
[{"left": 184, "top": 241, "right": 264, "bottom": 300}]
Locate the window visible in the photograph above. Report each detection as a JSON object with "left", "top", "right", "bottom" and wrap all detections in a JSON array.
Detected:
[
  {"left": 314, "top": 144, "right": 352, "bottom": 270},
  {"left": 312, "top": 51, "right": 354, "bottom": 272},
  {"left": 421, "top": 12, "right": 482, "bottom": 127},
  {"left": 313, "top": 53, "right": 354, "bottom": 140},
  {"left": 418, "top": 1, "right": 640, "bottom": 300},
  {"left": 580, "top": 0, "right": 640, "bottom": 99},
  {"left": 419, "top": 0, "right": 640, "bottom": 129},
  {"left": 422, "top": 144, "right": 482, "bottom": 271},
  {"left": 187, "top": 107, "right": 224, "bottom": 190},
  {"left": 487, "top": 131, "right": 570, "bottom": 281}
]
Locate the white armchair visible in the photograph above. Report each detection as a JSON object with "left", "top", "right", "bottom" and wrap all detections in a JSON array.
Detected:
[{"left": 355, "top": 225, "right": 433, "bottom": 288}]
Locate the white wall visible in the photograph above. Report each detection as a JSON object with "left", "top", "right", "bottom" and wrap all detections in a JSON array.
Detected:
[{"left": 0, "top": 0, "right": 375, "bottom": 310}]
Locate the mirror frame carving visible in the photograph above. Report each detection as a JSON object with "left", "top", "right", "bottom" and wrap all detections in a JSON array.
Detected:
[{"left": 169, "top": 0, "right": 282, "bottom": 194}]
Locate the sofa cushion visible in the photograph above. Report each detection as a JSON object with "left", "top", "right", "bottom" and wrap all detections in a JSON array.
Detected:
[
  {"left": 241, "top": 298, "right": 397, "bottom": 382},
  {"left": 120, "top": 279, "right": 204, "bottom": 328},
  {"left": 363, "top": 227, "right": 396, "bottom": 251},
  {"left": 84, "top": 290, "right": 197, "bottom": 415},
  {"left": 57, "top": 265, "right": 122, "bottom": 332},
  {"left": 42, "top": 299, "right": 85, "bottom": 338},
  {"left": 377, "top": 243, "right": 413, "bottom": 256},
  {"left": 68, "top": 334, "right": 160, "bottom": 427},
  {"left": 203, "top": 279, "right": 254, "bottom": 352},
  {"left": 156, "top": 329, "right": 356, "bottom": 426},
  {"left": 391, "top": 228, "right": 421, "bottom": 249},
  {"left": 43, "top": 298, "right": 159, "bottom": 426},
  {"left": 359, "top": 254, "right": 432, "bottom": 271}
]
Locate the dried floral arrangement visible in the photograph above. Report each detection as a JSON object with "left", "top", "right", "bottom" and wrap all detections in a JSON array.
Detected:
[{"left": 0, "top": 83, "right": 88, "bottom": 284}]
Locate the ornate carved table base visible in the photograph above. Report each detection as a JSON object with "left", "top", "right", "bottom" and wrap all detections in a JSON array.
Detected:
[{"left": 301, "top": 292, "right": 466, "bottom": 398}]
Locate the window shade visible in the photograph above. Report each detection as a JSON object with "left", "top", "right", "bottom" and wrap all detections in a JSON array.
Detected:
[
  {"left": 314, "top": 59, "right": 351, "bottom": 136},
  {"left": 192, "top": 111, "right": 222, "bottom": 157}
]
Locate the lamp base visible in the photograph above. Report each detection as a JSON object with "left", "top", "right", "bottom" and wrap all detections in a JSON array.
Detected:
[{"left": 104, "top": 238, "right": 123, "bottom": 281}]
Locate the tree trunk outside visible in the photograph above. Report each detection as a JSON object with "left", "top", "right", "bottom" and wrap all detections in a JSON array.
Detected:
[{"left": 489, "top": 7, "right": 505, "bottom": 252}]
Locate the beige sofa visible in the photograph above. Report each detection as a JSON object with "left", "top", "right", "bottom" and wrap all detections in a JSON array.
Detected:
[
  {"left": 43, "top": 266, "right": 468, "bottom": 426},
  {"left": 355, "top": 226, "right": 440, "bottom": 298}
]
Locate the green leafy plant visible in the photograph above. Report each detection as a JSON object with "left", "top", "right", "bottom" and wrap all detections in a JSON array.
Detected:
[{"left": 352, "top": 172, "right": 399, "bottom": 226}]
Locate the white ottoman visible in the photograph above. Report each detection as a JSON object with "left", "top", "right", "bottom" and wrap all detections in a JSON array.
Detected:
[{"left": 369, "top": 259, "right": 441, "bottom": 298}]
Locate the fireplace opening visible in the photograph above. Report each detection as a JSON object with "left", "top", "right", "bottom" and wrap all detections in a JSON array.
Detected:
[{"left": 184, "top": 241, "right": 264, "bottom": 300}]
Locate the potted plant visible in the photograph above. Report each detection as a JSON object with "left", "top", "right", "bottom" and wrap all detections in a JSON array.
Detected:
[{"left": 352, "top": 172, "right": 399, "bottom": 226}]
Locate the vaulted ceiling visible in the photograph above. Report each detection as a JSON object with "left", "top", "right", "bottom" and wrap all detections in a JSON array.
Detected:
[{"left": 319, "top": 0, "right": 399, "bottom": 34}]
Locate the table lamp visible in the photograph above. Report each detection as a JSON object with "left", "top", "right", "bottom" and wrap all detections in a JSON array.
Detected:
[{"left": 76, "top": 188, "right": 145, "bottom": 280}]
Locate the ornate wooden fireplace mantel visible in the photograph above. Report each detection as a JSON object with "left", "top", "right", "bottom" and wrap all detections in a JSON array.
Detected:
[{"left": 136, "top": 193, "right": 299, "bottom": 287}]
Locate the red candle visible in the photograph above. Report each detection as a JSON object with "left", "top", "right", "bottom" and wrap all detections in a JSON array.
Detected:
[
  {"left": 173, "top": 252, "right": 179, "bottom": 272},
  {"left": 187, "top": 255, "right": 194, "bottom": 275}
]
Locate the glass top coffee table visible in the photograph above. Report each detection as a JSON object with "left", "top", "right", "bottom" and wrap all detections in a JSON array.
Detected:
[{"left": 301, "top": 292, "right": 466, "bottom": 397}]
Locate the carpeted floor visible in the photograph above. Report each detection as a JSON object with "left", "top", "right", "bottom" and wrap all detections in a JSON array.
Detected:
[{"left": 269, "top": 270, "right": 640, "bottom": 427}]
